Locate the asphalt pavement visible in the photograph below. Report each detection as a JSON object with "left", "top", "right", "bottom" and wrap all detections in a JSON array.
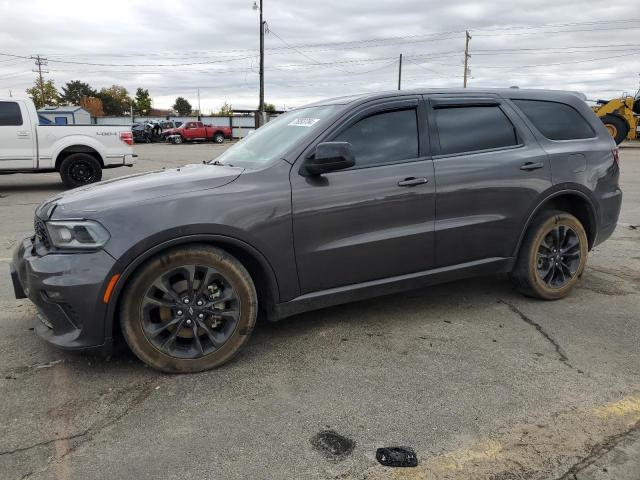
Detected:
[{"left": 1, "top": 141, "right": 639, "bottom": 480}]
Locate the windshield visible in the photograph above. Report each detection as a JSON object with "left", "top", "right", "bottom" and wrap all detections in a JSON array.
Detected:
[{"left": 211, "top": 105, "right": 339, "bottom": 168}]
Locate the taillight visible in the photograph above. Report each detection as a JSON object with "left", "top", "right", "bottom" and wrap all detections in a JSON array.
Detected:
[
  {"left": 612, "top": 147, "right": 619, "bottom": 167},
  {"left": 119, "top": 131, "right": 133, "bottom": 145}
]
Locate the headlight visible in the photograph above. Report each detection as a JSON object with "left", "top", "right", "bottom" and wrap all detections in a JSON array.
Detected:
[{"left": 46, "top": 220, "right": 110, "bottom": 249}]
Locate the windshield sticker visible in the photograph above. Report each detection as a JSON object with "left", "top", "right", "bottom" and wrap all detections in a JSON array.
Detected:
[{"left": 288, "top": 117, "right": 320, "bottom": 127}]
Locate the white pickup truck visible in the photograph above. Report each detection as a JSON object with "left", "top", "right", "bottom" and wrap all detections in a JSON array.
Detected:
[{"left": 0, "top": 97, "right": 135, "bottom": 188}]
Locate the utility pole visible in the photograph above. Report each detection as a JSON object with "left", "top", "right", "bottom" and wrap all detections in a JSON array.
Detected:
[
  {"left": 31, "top": 54, "right": 48, "bottom": 106},
  {"left": 253, "top": 0, "right": 265, "bottom": 126},
  {"left": 197, "top": 88, "right": 201, "bottom": 120},
  {"left": 397, "top": 53, "right": 403, "bottom": 90},
  {"left": 463, "top": 30, "right": 471, "bottom": 88}
]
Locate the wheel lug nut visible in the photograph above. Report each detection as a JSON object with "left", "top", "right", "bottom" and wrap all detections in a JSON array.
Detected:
[
  {"left": 186, "top": 319, "right": 192, "bottom": 326},
  {"left": 197, "top": 300, "right": 203, "bottom": 306},
  {"left": 183, "top": 298, "right": 190, "bottom": 304},
  {"left": 177, "top": 310, "right": 183, "bottom": 316},
  {"left": 198, "top": 313, "right": 204, "bottom": 319}
]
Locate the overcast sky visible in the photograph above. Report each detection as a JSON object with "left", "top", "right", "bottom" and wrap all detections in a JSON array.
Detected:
[{"left": 0, "top": 0, "right": 638, "bottom": 112}]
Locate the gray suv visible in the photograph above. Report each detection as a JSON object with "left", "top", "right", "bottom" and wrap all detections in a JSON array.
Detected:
[{"left": 10, "top": 88, "right": 622, "bottom": 373}]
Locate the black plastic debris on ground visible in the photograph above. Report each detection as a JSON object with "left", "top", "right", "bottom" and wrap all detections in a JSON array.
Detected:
[
  {"left": 376, "top": 446, "right": 418, "bottom": 467},
  {"left": 310, "top": 430, "right": 355, "bottom": 460}
]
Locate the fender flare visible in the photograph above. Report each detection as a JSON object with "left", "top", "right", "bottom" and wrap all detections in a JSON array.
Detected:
[
  {"left": 102, "top": 233, "right": 281, "bottom": 342},
  {"left": 512, "top": 186, "right": 599, "bottom": 257},
  {"left": 51, "top": 136, "right": 107, "bottom": 168}
]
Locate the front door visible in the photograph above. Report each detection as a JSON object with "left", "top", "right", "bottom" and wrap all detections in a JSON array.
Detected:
[
  {"left": 426, "top": 95, "right": 552, "bottom": 268},
  {"left": 0, "top": 100, "right": 35, "bottom": 169},
  {"left": 291, "top": 97, "right": 436, "bottom": 294}
]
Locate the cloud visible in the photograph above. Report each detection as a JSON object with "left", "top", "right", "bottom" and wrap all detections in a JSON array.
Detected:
[{"left": 0, "top": 0, "right": 638, "bottom": 111}]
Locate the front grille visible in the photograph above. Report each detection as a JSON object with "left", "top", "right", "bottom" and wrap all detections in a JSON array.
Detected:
[{"left": 34, "top": 218, "right": 51, "bottom": 249}]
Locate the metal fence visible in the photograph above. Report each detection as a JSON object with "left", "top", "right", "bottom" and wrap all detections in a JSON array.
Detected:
[{"left": 94, "top": 113, "right": 280, "bottom": 138}]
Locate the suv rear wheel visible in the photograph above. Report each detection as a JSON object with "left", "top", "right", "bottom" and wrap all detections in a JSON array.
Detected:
[
  {"left": 120, "top": 245, "right": 257, "bottom": 373},
  {"left": 213, "top": 132, "right": 225, "bottom": 143},
  {"left": 510, "top": 210, "right": 588, "bottom": 300}
]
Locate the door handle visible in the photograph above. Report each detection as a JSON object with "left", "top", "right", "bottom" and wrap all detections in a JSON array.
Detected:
[
  {"left": 16, "top": 131, "right": 30, "bottom": 137},
  {"left": 397, "top": 177, "right": 429, "bottom": 187},
  {"left": 520, "top": 161, "right": 544, "bottom": 171}
]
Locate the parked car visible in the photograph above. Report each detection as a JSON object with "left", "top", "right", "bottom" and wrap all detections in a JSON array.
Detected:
[
  {"left": 132, "top": 121, "right": 163, "bottom": 143},
  {"left": 11, "top": 88, "right": 621, "bottom": 373},
  {"left": 0, "top": 98, "right": 135, "bottom": 187},
  {"left": 163, "top": 121, "right": 232, "bottom": 144}
]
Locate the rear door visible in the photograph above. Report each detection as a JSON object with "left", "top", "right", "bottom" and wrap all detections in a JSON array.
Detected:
[
  {"left": 291, "top": 96, "right": 436, "bottom": 293},
  {"left": 426, "top": 95, "right": 551, "bottom": 267},
  {"left": 0, "top": 100, "right": 35, "bottom": 169}
]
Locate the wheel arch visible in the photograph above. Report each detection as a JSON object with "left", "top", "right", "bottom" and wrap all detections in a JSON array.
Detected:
[
  {"left": 55, "top": 144, "right": 104, "bottom": 170},
  {"left": 104, "top": 234, "right": 280, "bottom": 343},
  {"left": 514, "top": 189, "right": 598, "bottom": 258}
]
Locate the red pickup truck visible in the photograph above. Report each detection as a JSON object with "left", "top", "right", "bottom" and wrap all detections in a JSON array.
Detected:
[{"left": 163, "top": 121, "right": 232, "bottom": 144}]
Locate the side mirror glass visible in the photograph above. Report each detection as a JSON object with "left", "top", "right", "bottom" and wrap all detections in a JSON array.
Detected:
[{"left": 305, "top": 142, "right": 355, "bottom": 175}]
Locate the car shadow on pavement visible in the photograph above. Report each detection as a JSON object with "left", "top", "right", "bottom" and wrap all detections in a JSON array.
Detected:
[{"left": 0, "top": 180, "right": 66, "bottom": 193}]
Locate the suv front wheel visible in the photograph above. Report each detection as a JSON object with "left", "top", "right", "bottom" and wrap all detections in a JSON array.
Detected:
[
  {"left": 120, "top": 245, "right": 257, "bottom": 373},
  {"left": 510, "top": 210, "right": 588, "bottom": 300}
]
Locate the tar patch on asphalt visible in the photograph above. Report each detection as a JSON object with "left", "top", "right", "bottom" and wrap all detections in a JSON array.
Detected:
[{"left": 310, "top": 430, "right": 355, "bottom": 460}]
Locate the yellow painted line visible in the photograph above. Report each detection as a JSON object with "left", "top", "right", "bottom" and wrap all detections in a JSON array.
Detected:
[
  {"left": 592, "top": 395, "right": 640, "bottom": 418},
  {"left": 429, "top": 440, "right": 503, "bottom": 472}
]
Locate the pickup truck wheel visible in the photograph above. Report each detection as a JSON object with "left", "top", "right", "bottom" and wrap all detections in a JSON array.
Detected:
[
  {"left": 173, "top": 135, "right": 184, "bottom": 144},
  {"left": 59, "top": 153, "right": 102, "bottom": 188},
  {"left": 119, "top": 245, "right": 257, "bottom": 373},
  {"left": 213, "top": 132, "right": 225, "bottom": 143},
  {"left": 510, "top": 210, "right": 587, "bottom": 300}
]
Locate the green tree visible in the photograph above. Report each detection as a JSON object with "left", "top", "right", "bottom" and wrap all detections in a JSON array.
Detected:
[
  {"left": 26, "top": 78, "right": 59, "bottom": 109},
  {"left": 264, "top": 103, "right": 276, "bottom": 113},
  {"left": 133, "top": 88, "right": 152, "bottom": 115},
  {"left": 59, "top": 80, "right": 96, "bottom": 105},
  {"left": 96, "top": 85, "right": 132, "bottom": 115},
  {"left": 218, "top": 101, "right": 233, "bottom": 116},
  {"left": 173, "top": 97, "right": 192, "bottom": 116}
]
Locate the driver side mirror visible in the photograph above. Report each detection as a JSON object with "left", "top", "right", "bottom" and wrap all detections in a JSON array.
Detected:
[{"left": 305, "top": 142, "right": 355, "bottom": 175}]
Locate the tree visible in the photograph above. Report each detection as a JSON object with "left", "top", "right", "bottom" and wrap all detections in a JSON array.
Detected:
[
  {"left": 173, "top": 97, "right": 192, "bottom": 116},
  {"left": 96, "top": 85, "right": 132, "bottom": 115},
  {"left": 79, "top": 96, "right": 104, "bottom": 117},
  {"left": 133, "top": 88, "right": 152, "bottom": 115},
  {"left": 59, "top": 80, "right": 96, "bottom": 105},
  {"left": 26, "top": 78, "right": 59, "bottom": 109},
  {"left": 264, "top": 103, "right": 276, "bottom": 113},
  {"left": 218, "top": 101, "right": 233, "bottom": 116}
]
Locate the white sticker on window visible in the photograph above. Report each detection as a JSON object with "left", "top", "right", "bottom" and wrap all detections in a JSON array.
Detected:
[{"left": 288, "top": 117, "right": 320, "bottom": 127}]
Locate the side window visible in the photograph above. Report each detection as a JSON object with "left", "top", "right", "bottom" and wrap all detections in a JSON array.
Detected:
[
  {"left": 0, "top": 101, "right": 23, "bottom": 126},
  {"left": 333, "top": 109, "right": 418, "bottom": 168},
  {"left": 512, "top": 99, "right": 594, "bottom": 140},
  {"left": 434, "top": 105, "right": 519, "bottom": 155}
]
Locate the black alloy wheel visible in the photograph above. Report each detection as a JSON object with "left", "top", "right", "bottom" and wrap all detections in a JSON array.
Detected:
[
  {"left": 535, "top": 225, "right": 581, "bottom": 288},
  {"left": 141, "top": 265, "right": 240, "bottom": 359}
]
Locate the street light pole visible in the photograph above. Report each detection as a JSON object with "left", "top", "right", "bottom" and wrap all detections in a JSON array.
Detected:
[{"left": 257, "top": 0, "right": 265, "bottom": 126}]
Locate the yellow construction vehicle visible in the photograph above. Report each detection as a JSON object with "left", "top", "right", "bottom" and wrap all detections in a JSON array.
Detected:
[{"left": 592, "top": 90, "right": 640, "bottom": 144}]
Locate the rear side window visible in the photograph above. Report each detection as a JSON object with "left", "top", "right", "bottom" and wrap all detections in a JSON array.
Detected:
[
  {"left": 0, "top": 101, "right": 23, "bottom": 126},
  {"left": 512, "top": 99, "right": 594, "bottom": 140},
  {"left": 333, "top": 108, "right": 419, "bottom": 167},
  {"left": 434, "top": 105, "right": 519, "bottom": 155}
]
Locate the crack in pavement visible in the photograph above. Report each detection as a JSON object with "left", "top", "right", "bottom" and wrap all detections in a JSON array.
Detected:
[
  {"left": 1, "top": 378, "right": 159, "bottom": 477},
  {"left": 555, "top": 420, "right": 640, "bottom": 480},
  {"left": 498, "top": 299, "right": 577, "bottom": 371}
]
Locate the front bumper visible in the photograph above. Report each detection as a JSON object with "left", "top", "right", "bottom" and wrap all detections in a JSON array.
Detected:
[{"left": 10, "top": 238, "right": 116, "bottom": 351}]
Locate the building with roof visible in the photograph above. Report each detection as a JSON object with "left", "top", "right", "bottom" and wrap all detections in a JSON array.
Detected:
[{"left": 37, "top": 105, "right": 92, "bottom": 125}]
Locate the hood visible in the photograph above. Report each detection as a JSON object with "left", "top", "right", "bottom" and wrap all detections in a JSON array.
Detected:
[{"left": 43, "top": 163, "right": 243, "bottom": 218}]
